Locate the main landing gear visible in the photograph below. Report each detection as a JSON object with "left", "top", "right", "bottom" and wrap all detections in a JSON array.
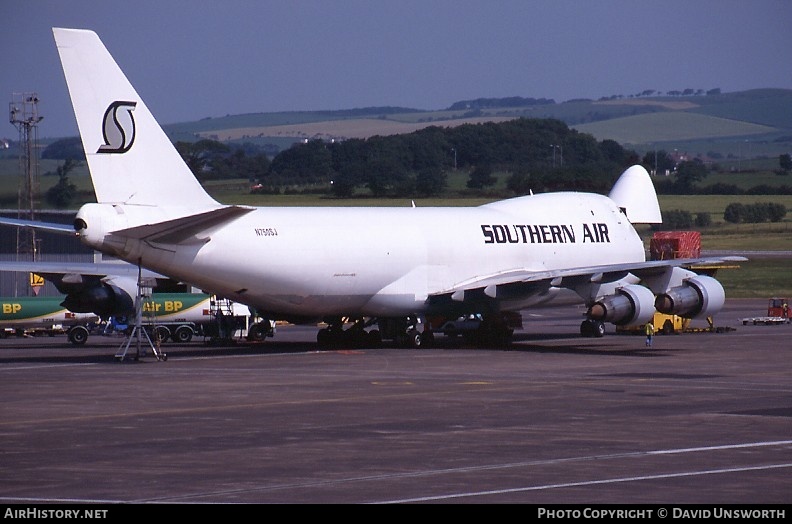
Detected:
[
  {"left": 317, "top": 317, "right": 383, "bottom": 349},
  {"left": 316, "top": 313, "right": 517, "bottom": 349},
  {"left": 317, "top": 316, "right": 430, "bottom": 349},
  {"left": 375, "top": 316, "right": 427, "bottom": 348}
]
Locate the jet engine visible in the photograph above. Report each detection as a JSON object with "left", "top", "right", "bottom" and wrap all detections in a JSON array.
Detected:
[
  {"left": 59, "top": 278, "right": 136, "bottom": 318},
  {"left": 654, "top": 275, "right": 725, "bottom": 319},
  {"left": 587, "top": 284, "right": 656, "bottom": 326}
]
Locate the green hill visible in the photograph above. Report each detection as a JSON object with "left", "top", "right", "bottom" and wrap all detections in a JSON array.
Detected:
[
  {"left": 6, "top": 88, "right": 790, "bottom": 160},
  {"left": 158, "top": 89, "right": 792, "bottom": 158},
  {"left": 681, "top": 88, "right": 792, "bottom": 129}
]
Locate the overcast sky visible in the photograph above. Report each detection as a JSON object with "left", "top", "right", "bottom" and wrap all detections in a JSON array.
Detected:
[{"left": 3, "top": 0, "right": 791, "bottom": 138}]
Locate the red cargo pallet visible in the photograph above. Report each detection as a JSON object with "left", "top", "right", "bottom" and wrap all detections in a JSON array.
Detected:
[{"left": 650, "top": 231, "right": 701, "bottom": 260}]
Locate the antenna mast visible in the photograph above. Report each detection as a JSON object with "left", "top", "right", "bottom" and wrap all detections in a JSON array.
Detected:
[{"left": 8, "top": 93, "right": 43, "bottom": 296}]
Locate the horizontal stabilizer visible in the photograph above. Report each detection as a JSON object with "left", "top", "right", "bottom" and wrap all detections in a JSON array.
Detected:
[
  {"left": 109, "top": 206, "right": 254, "bottom": 244},
  {"left": 0, "top": 216, "right": 76, "bottom": 235}
]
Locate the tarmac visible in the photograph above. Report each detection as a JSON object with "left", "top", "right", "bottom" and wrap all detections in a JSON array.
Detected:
[{"left": 0, "top": 298, "right": 790, "bottom": 505}]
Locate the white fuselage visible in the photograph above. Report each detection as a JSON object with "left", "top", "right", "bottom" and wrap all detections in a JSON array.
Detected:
[{"left": 76, "top": 191, "right": 646, "bottom": 319}]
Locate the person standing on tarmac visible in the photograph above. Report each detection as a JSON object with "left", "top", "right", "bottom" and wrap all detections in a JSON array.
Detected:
[{"left": 645, "top": 322, "right": 655, "bottom": 347}]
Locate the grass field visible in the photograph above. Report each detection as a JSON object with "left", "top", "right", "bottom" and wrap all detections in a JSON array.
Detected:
[
  {"left": 574, "top": 111, "right": 776, "bottom": 144},
  {"left": 712, "top": 257, "right": 792, "bottom": 298}
]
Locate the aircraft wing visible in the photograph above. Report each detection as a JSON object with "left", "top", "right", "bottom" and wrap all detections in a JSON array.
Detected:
[
  {"left": 429, "top": 256, "right": 747, "bottom": 303},
  {"left": 0, "top": 261, "right": 167, "bottom": 289},
  {"left": 0, "top": 260, "right": 165, "bottom": 282},
  {"left": 0, "top": 260, "right": 175, "bottom": 317}
]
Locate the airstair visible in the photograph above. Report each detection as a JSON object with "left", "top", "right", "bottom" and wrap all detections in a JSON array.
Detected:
[{"left": 209, "top": 296, "right": 238, "bottom": 341}]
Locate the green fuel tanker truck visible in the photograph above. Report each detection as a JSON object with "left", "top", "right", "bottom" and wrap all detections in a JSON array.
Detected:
[
  {"left": 1, "top": 293, "right": 244, "bottom": 345},
  {"left": 101, "top": 293, "right": 216, "bottom": 346},
  {"left": 1, "top": 296, "right": 99, "bottom": 340}
]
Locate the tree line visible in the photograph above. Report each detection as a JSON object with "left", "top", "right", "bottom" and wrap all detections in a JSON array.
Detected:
[
  {"left": 39, "top": 117, "right": 792, "bottom": 207},
  {"left": 640, "top": 150, "right": 792, "bottom": 196},
  {"left": 652, "top": 202, "right": 788, "bottom": 231},
  {"left": 251, "top": 118, "right": 637, "bottom": 198}
]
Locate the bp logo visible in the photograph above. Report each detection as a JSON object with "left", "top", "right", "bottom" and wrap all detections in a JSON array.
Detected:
[{"left": 97, "top": 101, "right": 137, "bottom": 154}]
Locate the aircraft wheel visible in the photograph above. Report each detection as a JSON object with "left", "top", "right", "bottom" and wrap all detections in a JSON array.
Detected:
[
  {"left": 406, "top": 329, "right": 422, "bottom": 349},
  {"left": 67, "top": 325, "right": 89, "bottom": 345},
  {"left": 367, "top": 329, "right": 382, "bottom": 348},
  {"left": 580, "top": 320, "right": 605, "bottom": 338},
  {"left": 593, "top": 321, "right": 605, "bottom": 337},
  {"left": 317, "top": 328, "right": 332, "bottom": 348}
]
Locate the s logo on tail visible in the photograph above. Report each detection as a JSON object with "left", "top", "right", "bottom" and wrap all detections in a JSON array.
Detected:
[{"left": 97, "top": 101, "right": 137, "bottom": 154}]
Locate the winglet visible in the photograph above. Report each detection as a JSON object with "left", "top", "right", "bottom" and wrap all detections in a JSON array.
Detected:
[{"left": 608, "top": 165, "right": 662, "bottom": 224}]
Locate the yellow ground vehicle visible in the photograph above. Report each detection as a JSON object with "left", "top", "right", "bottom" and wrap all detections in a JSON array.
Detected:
[{"left": 616, "top": 312, "right": 690, "bottom": 335}]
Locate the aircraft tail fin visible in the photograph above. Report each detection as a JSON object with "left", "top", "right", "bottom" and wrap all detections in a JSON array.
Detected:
[
  {"left": 53, "top": 28, "right": 218, "bottom": 210},
  {"left": 608, "top": 165, "right": 662, "bottom": 224}
]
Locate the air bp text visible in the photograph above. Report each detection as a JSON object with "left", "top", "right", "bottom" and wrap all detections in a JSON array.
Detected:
[{"left": 142, "top": 300, "right": 184, "bottom": 312}]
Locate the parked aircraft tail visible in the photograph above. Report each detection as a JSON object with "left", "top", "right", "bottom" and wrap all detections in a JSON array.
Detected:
[
  {"left": 53, "top": 28, "right": 218, "bottom": 211},
  {"left": 607, "top": 165, "right": 662, "bottom": 224}
]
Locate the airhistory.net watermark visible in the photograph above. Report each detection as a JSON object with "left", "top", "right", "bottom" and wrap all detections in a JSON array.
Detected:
[{"left": 4, "top": 507, "right": 108, "bottom": 519}]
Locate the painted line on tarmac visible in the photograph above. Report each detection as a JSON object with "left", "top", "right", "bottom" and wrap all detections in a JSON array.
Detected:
[
  {"left": 147, "top": 439, "right": 792, "bottom": 503},
  {"left": 0, "top": 362, "right": 96, "bottom": 371},
  {"left": 380, "top": 462, "right": 792, "bottom": 503},
  {"left": 4, "top": 441, "right": 790, "bottom": 504}
]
